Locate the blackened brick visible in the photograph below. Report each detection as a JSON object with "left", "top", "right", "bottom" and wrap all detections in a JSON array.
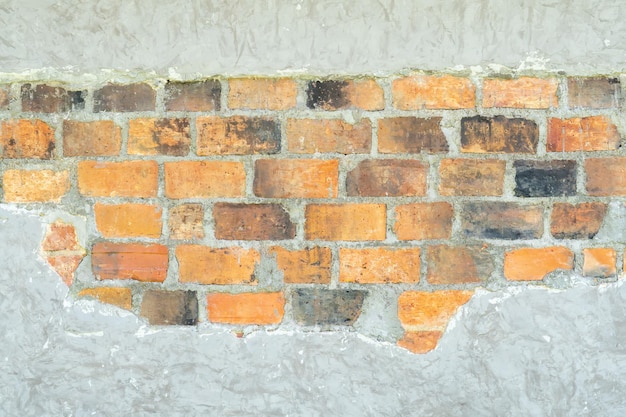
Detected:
[
  {"left": 307, "top": 80, "right": 349, "bottom": 109},
  {"left": 514, "top": 160, "right": 577, "bottom": 197},
  {"left": 291, "top": 288, "right": 365, "bottom": 326},
  {"left": 461, "top": 202, "right": 543, "bottom": 239},
  {"left": 21, "top": 84, "right": 85, "bottom": 113},
  {"left": 568, "top": 77, "right": 621, "bottom": 109},
  {"left": 140, "top": 290, "right": 198, "bottom": 325},
  {"left": 94, "top": 83, "right": 155, "bottom": 112},
  {"left": 164, "top": 80, "right": 221, "bottom": 111},
  {"left": 461, "top": 116, "right": 538, "bottom": 153}
]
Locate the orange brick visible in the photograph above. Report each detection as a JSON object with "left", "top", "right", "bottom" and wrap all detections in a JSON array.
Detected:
[
  {"left": 483, "top": 77, "right": 558, "bottom": 108},
  {"left": 169, "top": 204, "right": 204, "bottom": 240},
  {"left": 63, "top": 120, "right": 121, "bottom": 156},
  {"left": 228, "top": 78, "right": 297, "bottom": 110},
  {"left": 394, "top": 203, "right": 453, "bottom": 241},
  {"left": 128, "top": 118, "right": 190, "bottom": 156},
  {"left": 306, "top": 79, "right": 384, "bottom": 111},
  {"left": 583, "top": 248, "right": 616, "bottom": 277},
  {"left": 164, "top": 161, "right": 245, "bottom": 199},
  {"left": 253, "top": 159, "right": 338, "bottom": 198},
  {"left": 196, "top": 116, "right": 280, "bottom": 155},
  {"left": 426, "top": 245, "right": 493, "bottom": 285},
  {"left": 286, "top": 118, "right": 372, "bottom": 154},
  {"left": 398, "top": 290, "right": 474, "bottom": 331},
  {"left": 207, "top": 292, "right": 285, "bottom": 325},
  {"left": 585, "top": 157, "right": 626, "bottom": 196},
  {"left": 0, "top": 119, "right": 55, "bottom": 159},
  {"left": 77, "top": 161, "right": 158, "bottom": 198},
  {"left": 439, "top": 159, "right": 505, "bottom": 196},
  {"left": 339, "top": 247, "right": 421, "bottom": 284},
  {"left": 392, "top": 75, "right": 475, "bottom": 110},
  {"left": 78, "top": 287, "right": 132, "bottom": 310},
  {"left": 504, "top": 247, "right": 574, "bottom": 281},
  {"left": 398, "top": 331, "right": 442, "bottom": 354},
  {"left": 42, "top": 221, "right": 81, "bottom": 252},
  {"left": 176, "top": 245, "right": 260, "bottom": 285},
  {"left": 91, "top": 242, "right": 168, "bottom": 282},
  {"left": 269, "top": 246, "right": 332, "bottom": 284},
  {"left": 305, "top": 204, "right": 386, "bottom": 241},
  {"left": 3, "top": 169, "right": 69, "bottom": 202},
  {"left": 547, "top": 116, "right": 620, "bottom": 152},
  {"left": 94, "top": 203, "right": 162, "bottom": 238},
  {"left": 346, "top": 159, "right": 427, "bottom": 197}
]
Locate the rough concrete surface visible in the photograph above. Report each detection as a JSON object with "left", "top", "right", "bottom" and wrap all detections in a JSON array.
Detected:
[{"left": 2, "top": 205, "right": 626, "bottom": 416}]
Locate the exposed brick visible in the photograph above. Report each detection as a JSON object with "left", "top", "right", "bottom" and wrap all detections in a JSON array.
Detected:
[
  {"left": 78, "top": 287, "right": 132, "bottom": 310},
  {"left": 482, "top": 77, "right": 558, "bottom": 108},
  {"left": 438, "top": 159, "right": 505, "bottom": 196},
  {"left": 568, "top": 77, "right": 621, "bottom": 109},
  {"left": 583, "top": 248, "right": 616, "bottom": 277},
  {"left": 0, "top": 85, "right": 9, "bottom": 109},
  {"left": 585, "top": 157, "right": 626, "bottom": 196},
  {"left": 0, "top": 119, "right": 55, "bottom": 159},
  {"left": 339, "top": 247, "right": 421, "bottom": 284},
  {"left": 229, "top": 78, "right": 297, "bottom": 110},
  {"left": 42, "top": 221, "right": 81, "bottom": 252},
  {"left": 46, "top": 256, "right": 84, "bottom": 287},
  {"left": 128, "top": 118, "right": 190, "bottom": 156},
  {"left": 291, "top": 289, "right": 366, "bottom": 326},
  {"left": 378, "top": 117, "right": 448, "bottom": 154},
  {"left": 140, "top": 290, "right": 198, "bottom": 325},
  {"left": 94, "top": 203, "right": 162, "bottom": 238},
  {"left": 77, "top": 161, "right": 158, "bottom": 198},
  {"left": 305, "top": 204, "right": 386, "bottom": 241},
  {"left": 254, "top": 159, "right": 339, "bottom": 198},
  {"left": 286, "top": 118, "right": 371, "bottom": 154},
  {"left": 169, "top": 204, "right": 204, "bottom": 240},
  {"left": 514, "top": 160, "right": 577, "bottom": 197},
  {"left": 207, "top": 292, "right": 285, "bottom": 325},
  {"left": 426, "top": 245, "right": 494, "bottom": 285},
  {"left": 550, "top": 202, "right": 607, "bottom": 239},
  {"left": 306, "top": 79, "right": 384, "bottom": 111},
  {"left": 63, "top": 120, "right": 121, "bottom": 156},
  {"left": 269, "top": 246, "right": 332, "bottom": 284},
  {"left": 21, "top": 84, "right": 85, "bottom": 113},
  {"left": 197, "top": 116, "right": 280, "bottom": 155},
  {"left": 176, "top": 245, "right": 260, "bottom": 285},
  {"left": 94, "top": 83, "right": 155, "bottom": 112},
  {"left": 392, "top": 75, "right": 475, "bottom": 110},
  {"left": 547, "top": 116, "right": 621, "bottom": 152},
  {"left": 3, "top": 169, "right": 69, "bottom": 202},
  {"left": 394, "top": 202, "right": 453, "bottom": 241},
  {"left": 398, "top": 290, "right": 474, "bottom": 331},
  {"left": 214, "top": 203, "right": 296, "bottom": 240},
  {"left": 164, "top": 80, "right": 221, "bottom": 111},
  {"left": 461, "top": 116, "right": 538, "bottom": 154},
  {"left": 92, "top": 242, "right": 168, "bottom": 282},
  {"left": 164, "top": 161, "right": 245, "bottom": 199},
  {"left": 461, "top": 202, "right": 543, "bottom": 239},
  {"left": 398, "top": 331, "right": 443, "bottom": 354},
  {"left": 346, "top": 159, "right": 427, "bottom": 197},
  {"left": 504, "top": 247, "right": 574, "bottom": 281}
]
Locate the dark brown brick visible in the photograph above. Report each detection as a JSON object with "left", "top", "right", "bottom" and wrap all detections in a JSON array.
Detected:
[
  {"left": 0, "top": 85, "right": 9, "bottom": 109},
  {"left": 197, "top": 116, "right": 280, "bottom": 155},
  {"left": 213, "top": 203, "right": 296, "bottom": 240},
  {"left": 94, "top": 83, "right": 155, "bottom": 112},
  {"left": 306, "top": 79, "right": 383, "bottom": 111},
  {"left": 21, "top": 84, "right": 85, "bottom": 113},
  {"left": 426, "top": 245, "right": 494, "bottom": 285},
  {"left": 550, "top": 202, "right": 607, "bottom": 239},
  {"left": 378, "top": 117, "right": 448, "bottom": 153},
  {"left": 461, "top": 202, "right": 543, "bottom": 239},
  {"left": 346, "top": 159, "right": 427, "bottom": 197},
  {"left": 461, "top": 116, "right": 538, "bottom": 153},
  {"left": 568, "top": 77, "right": 621, "bottom": 109},
  {"left": 140, "top": 290, "right": 198, "bottom": 325},
  {"left": 291, "top": 288, "right": 366, "bottom": 326},
  {"left": 514, "top": 160, "right": 577, "bottom": 197},
  {"left": 63, "top": 120, "right": 122, "bottom": 156},
  {"left": 164, "top": 80, "right": 221, "bottom": 111}
]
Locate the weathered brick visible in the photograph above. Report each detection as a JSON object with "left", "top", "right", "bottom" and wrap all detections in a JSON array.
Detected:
[
  {"left": 128, "top": 118, "right": 190, "bottom": 156},
  {"left": 94, "top": 83, "right": 155, "bottom": 112},
  {"left": 3, "top": 169, "right": 69, "bottom": 202},
  {"left": 514, "top": 160, "right": 577, "bottom": 197},
  {"left": 339, "top": 247, "right": 421, "bottom": 284},
  {"left": 398, "top": 331, "right": 443, "bottom": 354},
  {"left": 482, "top": 77, "right": 558, "bottom": 108},
  {"left": 254, "top": 159, "right": 339, "bottom": 198},
  {"left": 164, "top": 80, "right": 221, "bottom": 111},
  {"left": 140, "top": 290, "right": 198, "bottom": 325},
  {"left": 504, "top": 247, "right": 574, "bottom": 281},
  {"left": 286, "top": 118, "right": 371, "bottom": 154},
  {"left": 585, "top": 157, "right": 626, "bottom": 196},
  {"left": 164, "top": 161, "right": 245, "bottom": 199},
  {"left": 392, "top": 75, "right": 475, "bottom": 110},
  {"left": 378, "top": 117, "right": 448, "bottom": 153},
  {"left": 229, "top": 78, "right": 297, "bottom": 110},
  {"left": 583, "top": 248, "right": 616, "bottom": 277},
  {"left": 568, "top": 77, "right": 621, "bottom": 109},
  {"left": 398, "top": 290, "right": 474, "bottom": 331},
  {"left": 0, "top": 85, "right": 9, "bottom": 109},
  {"left": 42, "top": 221, "right": 81, "bottom": 252},
  {"left": 346, "top": 159, "right": 427, "bottom": 197},
  {"left": 306, "top": 79, "right": 384, "bottom": 111},
  {"left": 46, "top": 255, "right": 85, "bottom": 287},
  {"left": 269, "top": 246, "right": 332, "bottom": 284},
  {"left": 550, "top": 202, "right": 607, "bottom": 239},
  {"left": 394, "top": 202, "right": 453, "bottom": 241},
  {"left": 169, "top": 204, "right": 204, "bottom": 240},
  {"left": 547, "top": 116, "right": 620, "bottom": 152},
  {"left": 426, "top": 245, "right": 493, "bottom": 285},
  {"left": 0, "top": 119, "right": 55, "bottom": 159},
  {"left": 305, "top": 204, "right": 386, "bottom": 241},
  {"left": 291, "top": 289, "right": 366, "bottom": 326},
  {"left": 78, "top": 287, "right": 132, "bottom": 310},
  {"left": 438, "top": 159, "right": 505, "bottom": 196},
  {"left": 461, "top": 116, "right": 538, "bottom": 153},
  {"left": 78, "top": 161, "right": 158, "bottom": 198},
  {"left": 91, "top": 242, "right": 168, "bottom": 282},
  {"left": 461, "top": 202, "right": 543, "bottom": 239},
  {"left": 214, "top": 203, "right": 296, "bottom": 240},
  {"left": 21, "top": 84, "right": 85, "bottom": 113},
  {"left": 63, "top": 120, "right": 121, "bottom": 156},
  {"left": 94, "top": 203, "right": 162, "bottom": 238},
  {"left": 197, "top": 116, "right": 280, "bottom": 155},
  {"left": 176, "top": 245, "right": 260, "bottom": 285},
  {"left": 207, "top": 292, "right": 285, "bottom": 325}
]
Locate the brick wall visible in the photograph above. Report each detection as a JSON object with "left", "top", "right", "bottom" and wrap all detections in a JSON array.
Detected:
[{"left": 1, "top": 73, "right": 623, "bottom": 353}]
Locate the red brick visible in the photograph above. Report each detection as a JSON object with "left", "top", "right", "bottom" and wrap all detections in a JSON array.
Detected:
[
  {"left": 21, "top": 84, "right": 85, "bottom": 113},
  {"left": 3, "top": 169, "right": 69, "bottom": 202},
  {"left": 585, "top": 157, "right": 626, "bottom": 196},
  {"left": 229, "top": 78, "right": 297, "bottom": 110},
  {"left": 306, "top": 79, "right": 384, "bottom": 111},
  {"left": 140, "top": 290, "right": 198, "bottom": 325},
  {"left": 398, "top": 290, "right": 474, "bottom": 331},
  {"left": 46, "top": 255, "right": 84, "bottom": 287},
  {"left": 461, "top": 202, "right": 543, "bottom": 239},
  {"left": 305, "top": 204, "right": 386, "bottom": 241},
  {"left": 91, "top": 242, "right": 168, "bottom": 282},
  {"left": 176, "top": 245, "right": 260, "bottom": 285},
  {"left": 378, "top": 117, "right": 448, "bottom": 153},
  {"left": 254, "top": 159, "right": 339, "bottom": 198},
  {"left": 504, "top": 247, "right": 574, "bottom": 281},
  {"left": 169, "top": 204, "right": 204, "bottom": 240},
  {"left": 482, "top": 77, "right": 558, "bottom": 108},
  {"left": 207, "top": 292, "right": 285, "bottom": 325},
  {"left": 547, "top": 116, "right": 620, "bottom": 152},
  {"left": 78, "top": 287, "right": 132, "bottom": 310},
  {"left": 78, "top": 161, "right": 158, "bottom": 198},
  {"left": 63, "top": 120, "right": 121, "bottom": 156},
  {"left": 568, "top": 77, "right": 621, "bottom": 109},
  {"left": 269, "top": 246, "right": 332, "bottom": 284},
  {"left": 164, "top": 161, "right": 245, "bottom": 199},
  {"left": 392, "top": 75, "right": 475, "bottom": 110},
  {"left": 394, "top": 203, "right": 453, "bottom": 241},
  {"left": 550, "top": 203, "right": 607, "bottom": 239},
  {"left": 213, "top": 203, "right": 295, "bottom": 240},
  {"left": 461, "top": 116, "right": 538, "bottom": 153},
  {"left": 426, "top": 245, "right": 493, "bottom": 285},
  {"left": 286, "top": 118, "right": 371, "bottom": 154},
  {"left": 128, "top": 118, "right": 190, "bottom": 156},
  {"left": 439, "top": 159, "right": 505, "bottom": 196},
  {"left": 196, "top": 116, "right": 280, "bottom": 155},
  {"left": 164, "top": 80, "right": 221, "bottom": 111},
  {"left": 583, "top": 248, "right": 616, "bottom": 277},
  {"left": 0, "top": 119, "right": 55, "bottom": 159},
  {"left": 398, "top": 331, "right": 443, "bottom": 354},
  {"left": 339, "top": 247, "right": 421, "bottom": 284},
  {"left": 94, "top": 203, "right": 162, "bottom": 238},
  {"left": 94, "top": 83, "right": 155, "bottom": 112},
  {"left": 346, "top": 159, "right": 427, "bottom": 197}
]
